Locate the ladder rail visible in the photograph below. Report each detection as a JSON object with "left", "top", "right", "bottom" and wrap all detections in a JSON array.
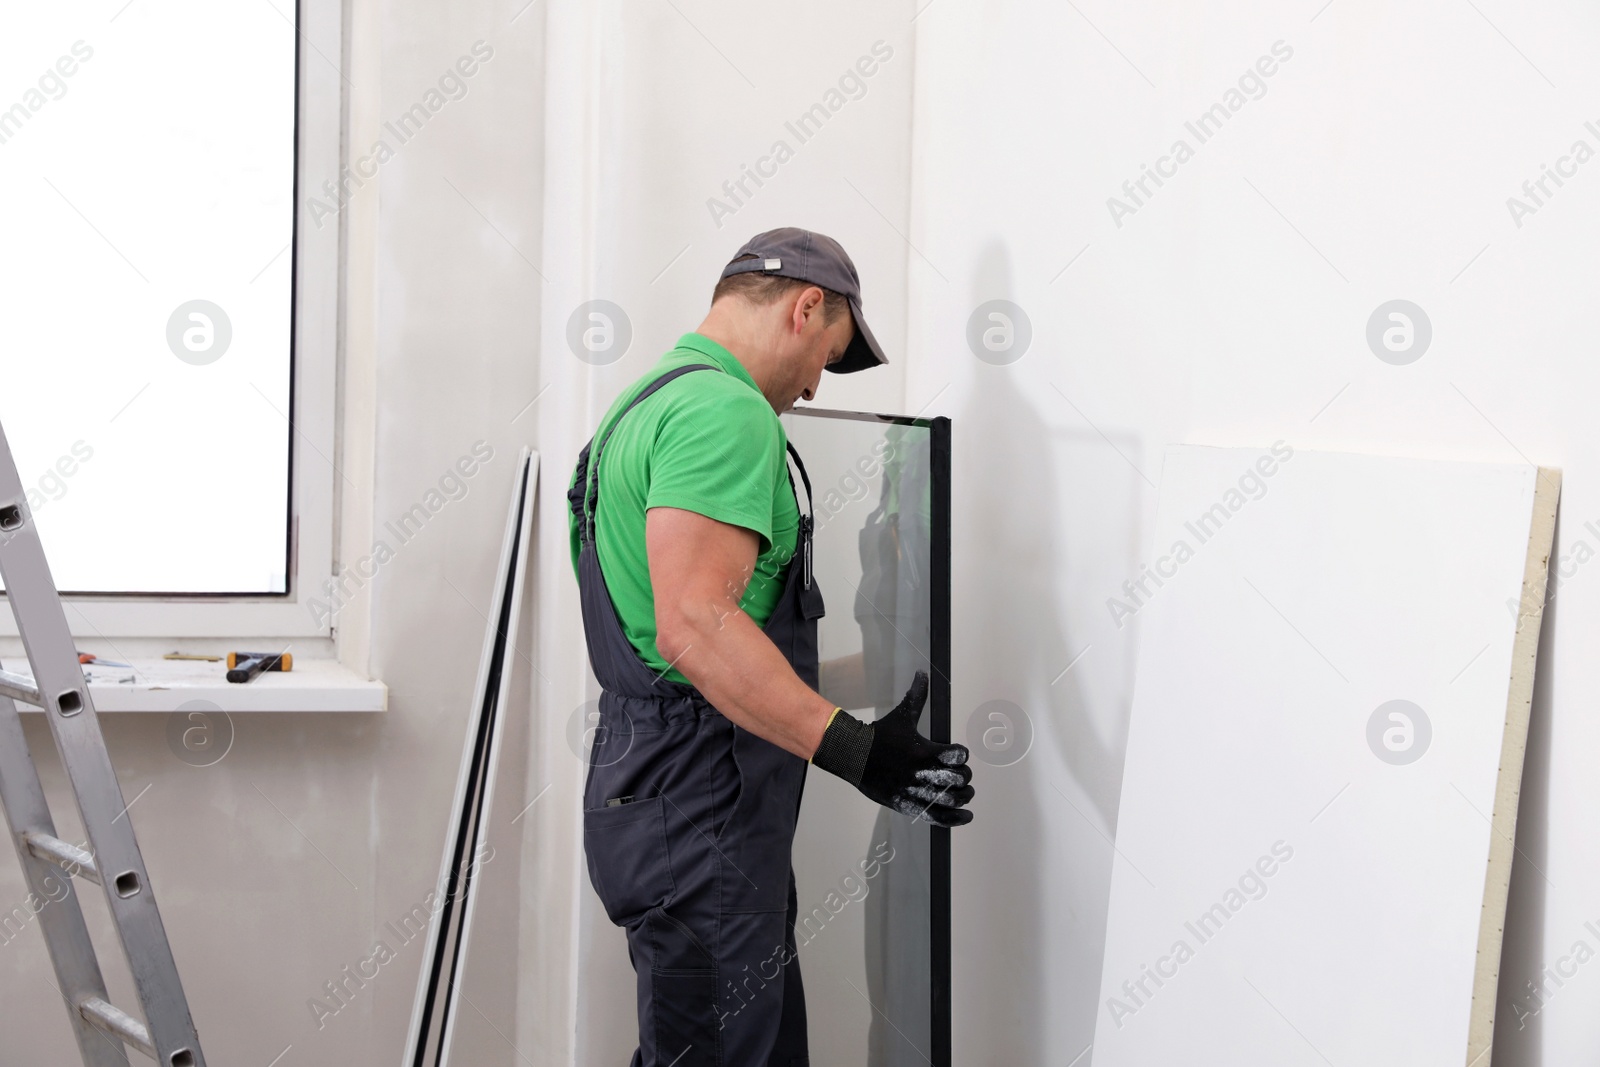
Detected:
[
  {"left": 0, "top": 703, "right": 128, "bottom": 1067},
  {"left": 0, "top": 417, "right": 205, "bottom": 1067}
]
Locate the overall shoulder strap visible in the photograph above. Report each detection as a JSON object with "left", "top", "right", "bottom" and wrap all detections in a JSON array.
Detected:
[
  {"left": 570, "top": 363, "right": 719, "bottom": 544},
  {"left": 785, "top": 442, "right": 817, "bottom": 590},
  {"left": 785, "top": 441, "right": 815, "bottom": 526}
]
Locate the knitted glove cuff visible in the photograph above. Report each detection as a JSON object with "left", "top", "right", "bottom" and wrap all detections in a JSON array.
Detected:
[{"left": 811, "top": 709, "right": 873, "bottom": 787}]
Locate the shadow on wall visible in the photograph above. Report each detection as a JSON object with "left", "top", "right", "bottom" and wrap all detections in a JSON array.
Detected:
[
  {"left": 1493, "top": 525, "right": 1558, "bottom": 1067},
  {"left": 952, "top": 239, "right": 1139, "bottom": 1059}
]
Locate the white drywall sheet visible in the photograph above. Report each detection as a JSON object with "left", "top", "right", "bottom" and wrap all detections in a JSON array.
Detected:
[{"left": 1093, "top": 446, "right": 1557, "bottom": 1067}]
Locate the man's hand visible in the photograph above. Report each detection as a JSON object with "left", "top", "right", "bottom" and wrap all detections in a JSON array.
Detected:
[{"left": 812, "top": 672, "right": 975, "bottom": 828}]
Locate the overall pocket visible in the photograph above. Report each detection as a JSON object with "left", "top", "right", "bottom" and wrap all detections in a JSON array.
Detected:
[{"left": 583, "top": 795, "right": 676, "bottom": 927}]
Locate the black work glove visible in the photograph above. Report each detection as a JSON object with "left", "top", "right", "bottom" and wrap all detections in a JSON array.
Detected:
[{"left": 812, "top": 671, "right": 975, "bottom": 828}]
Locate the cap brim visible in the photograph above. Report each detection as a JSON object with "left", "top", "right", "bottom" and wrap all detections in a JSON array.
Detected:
[{"left": 828, "top": 297, "right": 888, "bottom": 373}]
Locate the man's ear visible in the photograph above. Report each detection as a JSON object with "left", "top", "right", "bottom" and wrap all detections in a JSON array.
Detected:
[
  {"left": 790, "top": 286, "right": 825, "bottom": 334},
  {"left": 788, "top": 289, "right": 808, "bottom": 336}
]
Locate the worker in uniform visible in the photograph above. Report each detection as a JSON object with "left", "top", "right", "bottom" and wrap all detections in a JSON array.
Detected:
[{"left": 567, "top": 227, "right": 975, "bottom": 1067}]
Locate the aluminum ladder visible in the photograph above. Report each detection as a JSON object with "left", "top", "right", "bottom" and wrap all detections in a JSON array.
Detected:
[{"left": 0, "top": 421, "right": 204, "bottom": 1066}]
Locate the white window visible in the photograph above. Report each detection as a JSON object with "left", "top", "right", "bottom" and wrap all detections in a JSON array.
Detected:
[{"left": 0, "top": 0, "right": 340, "bottom": 637}]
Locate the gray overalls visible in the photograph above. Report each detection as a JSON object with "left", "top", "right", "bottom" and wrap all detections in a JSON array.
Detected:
[{"left": 568, "top": 364, "right": 824, "bottom": 1067}]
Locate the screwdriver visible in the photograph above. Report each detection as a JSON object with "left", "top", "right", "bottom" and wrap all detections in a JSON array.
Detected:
[{"left": 77, "top": 652, "right": 133, "bottom": 668}]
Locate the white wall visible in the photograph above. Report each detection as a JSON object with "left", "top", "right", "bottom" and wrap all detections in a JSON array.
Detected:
[
  {"left": 907, "top": 3, "right": 1600, "bottom": 1064},
  {"left": 4, "top": 2, "right": 1597, "bottom": 1065}
]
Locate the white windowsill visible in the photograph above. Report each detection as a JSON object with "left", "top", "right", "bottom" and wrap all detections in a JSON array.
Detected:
[{"left": 8, "top": 657, "right": 386, "bottom": 713}]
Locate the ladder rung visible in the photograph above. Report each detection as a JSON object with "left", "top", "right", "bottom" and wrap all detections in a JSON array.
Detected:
[
  {"left": 25, "top": 831, "right": 100, "bottom": 885},
  {"left": 79, "top": 997, "right": 156, "bottom": 1059},
  {"left": 0, "top": 668, "right": 40, "bottom": 707}
]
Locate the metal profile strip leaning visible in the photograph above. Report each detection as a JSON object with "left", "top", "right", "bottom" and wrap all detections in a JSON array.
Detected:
[
  {"left": 402, "top": 447, "right": 539, "bottom": 1067},
  {"left": 0, "top": 417, "right": 205, "bottom": 1067}
]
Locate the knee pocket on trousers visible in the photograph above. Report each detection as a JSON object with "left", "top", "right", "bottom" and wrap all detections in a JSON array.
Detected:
[
  {"left": 646, "top": 908, "right": 721, "bottom": 1067},
  {"left": 584, "top": 796, "right": 675, "bottom": 927},
  {"left": 648, "top": 906, "right": 716, "bottom": 974}
]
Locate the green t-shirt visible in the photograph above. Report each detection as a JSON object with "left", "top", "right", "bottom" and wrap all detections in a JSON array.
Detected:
[{"left": 568, "top": 333, "right": 800, "bottom": 684}]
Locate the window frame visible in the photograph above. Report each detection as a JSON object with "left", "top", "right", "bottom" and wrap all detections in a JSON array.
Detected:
[{"left": 0, "top": 0, "right": 339, "bottom": 640}]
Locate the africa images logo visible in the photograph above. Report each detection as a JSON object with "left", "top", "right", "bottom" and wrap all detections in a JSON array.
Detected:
[{"left": 1106, "top": 442, "right": 1294, "bottom": 629}]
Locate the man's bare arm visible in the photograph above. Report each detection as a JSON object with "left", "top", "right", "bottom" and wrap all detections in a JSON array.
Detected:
[{"left": 648, "top": 506, "right": 836, "bottom": 759}]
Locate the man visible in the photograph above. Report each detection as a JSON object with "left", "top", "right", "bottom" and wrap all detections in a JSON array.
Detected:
[{"left": 567, "top": 227, "right": 974, "bottom": 1067}]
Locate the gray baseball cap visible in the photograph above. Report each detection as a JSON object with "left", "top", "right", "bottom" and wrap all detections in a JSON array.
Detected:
[{"left": 719, "top": 227, "right": 888, "bottom": 374}]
